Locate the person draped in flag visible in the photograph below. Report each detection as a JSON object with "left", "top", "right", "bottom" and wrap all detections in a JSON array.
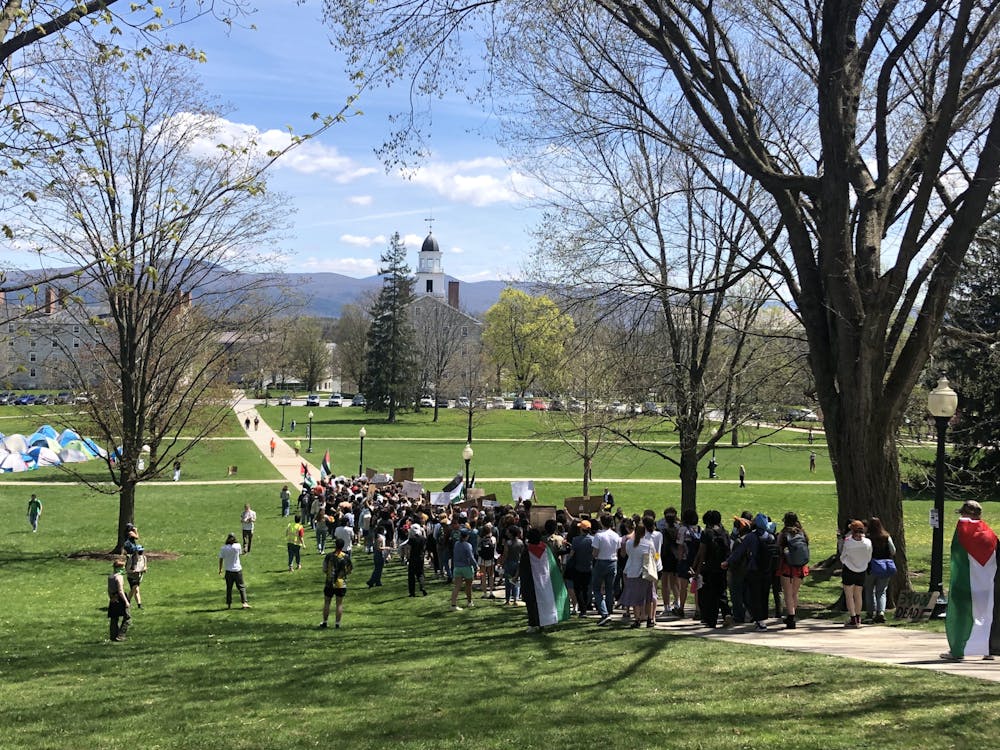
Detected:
[
  {"left": 321, "top": 450, "right": 332, "bottom": 480},
  {"left": 942, "top": 500, "right": 1000, "bottom": 661},
  {"left": 520, "top": 527, "right": 570, "bottom": 633}
]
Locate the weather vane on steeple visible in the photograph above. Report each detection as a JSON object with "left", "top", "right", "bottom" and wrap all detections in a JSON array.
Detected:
[{"left": 425, "top": 214, "right": 434, "bottom": 234}]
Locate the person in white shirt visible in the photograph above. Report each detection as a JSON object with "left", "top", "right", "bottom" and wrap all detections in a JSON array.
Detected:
[
  {"left": 840, "top": 520, "right": 872, "bottom": 628},
  {"left": 590, "top": 514, "right": 622, "bottom": 625},
  {"left": 218, "top": 533, "right": 250, "bottom": 609},
  {"left": 334, "top": 518, "right": 355, "bottom": 556},
  {"left": 240, "top": 505, "right": 257, "bottom": 554}
]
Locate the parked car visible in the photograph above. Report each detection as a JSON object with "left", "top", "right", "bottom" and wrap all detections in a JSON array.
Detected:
[
  {"left": 15, "top": 394, "right": 36, "bottom": 405},
  {"left": 34, "top": 394, "right": 52, "bottom": 405},
  {"left": 642, "top": 401, "right": 660, "bottom": 415},
  {"left": 785, "top": 408, "right": 808, "bottom": 422},
  {"left": 801, "top": 409, "right": 821, "bottom": 422},
  {"left": 606, "top": 400, "right": 626, "bottom": 414},
  {"left": 531, "top": 398, "right": 547, "bottom": 411},
  {"left": 351, "top": 394, "right": 367, "bottom": 407},
  {"left": 74, "top": 392, "right": 92, "bottom": 404},
  {"left": 549, "top": 398, "right": 564, "bottom": 411},
  {"left": 305, "top": 394, "right": 321, "bottom": 407},
  {"left": 473, "top": 397, "right": 487, "bottom": 410},
  {"left": 55, "top": 392, "right": 74, "bottom": 405},
  {"left": 326, "top": 393, "right": 343, "bottom": 407},
  {"left": 419, "top": 395, "right": 435, "bottom": 408},
  {"left": 489, "top": 396, "right": 507, "bottom": 410},
  {"left": 436, "top": 397, "right": 450, "bottom": 408},
  {"left": 512, "top": 397, "right": 527, "bottom": 410},
  {"left": 568, "top": 399, "right": 584, "bottom": 413},
  {"left": 456, "top": 396, "right": 470, "bottom": 409},
  {"left": 278, "top": 394, "right": 293, "bottom": 406},
  {"left": 0, "top": 392, "right": 13, "bottom": 405}
]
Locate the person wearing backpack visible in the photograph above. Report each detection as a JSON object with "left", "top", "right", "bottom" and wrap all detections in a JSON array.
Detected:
[
  {"left": 690, "top": 510, "right": 732, "bottom": 628},
  {"left": 478, "top": 523, "right": 498, "bottom": 598},
  {"left": 777, "top": 512, "right": 810, "bottom": 629}
]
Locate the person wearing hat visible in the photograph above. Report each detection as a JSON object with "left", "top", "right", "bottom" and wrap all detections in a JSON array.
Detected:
[
  {"left": 942, "top": 500, "right": 999, "bottom": 661},
  {"left": 124, "top": 526, "right": 147, "bottom": 609},
  {"left": 107, "top": 556, "right": 131, "bottom": 641},
  {"left": 840, "top": 520, "right": 872, "bottom": 628}
]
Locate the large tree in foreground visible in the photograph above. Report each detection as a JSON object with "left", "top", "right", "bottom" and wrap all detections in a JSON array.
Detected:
[
  {"left": 8, "top": 42, "right": 288, "bottom": 550},
  {"left": 323, "top": 0, "right": 1000, "bottom": 585}
]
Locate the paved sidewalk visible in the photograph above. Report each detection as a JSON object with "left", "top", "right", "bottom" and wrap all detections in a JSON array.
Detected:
[
  {"left": 233, "top": 395, "right": 318, "bottom": 486},
  {"left": 649, "top": 614, "right": 999, "bottom": 682}
]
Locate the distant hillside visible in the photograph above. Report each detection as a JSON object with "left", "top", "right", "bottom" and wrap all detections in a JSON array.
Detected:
[{"left": 3, "top": 268, "right": 532, "bottom": 319}]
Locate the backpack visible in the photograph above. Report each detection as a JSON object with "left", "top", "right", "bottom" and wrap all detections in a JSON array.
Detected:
[
  {"left": 703, "top": 528, "right": 729, "bottom": 568},
  {"left": 479, "top": 534, "right": 496, "bottom": 560},
  {"left": 784, "top": 532, "right": 810, "bottom": 566},
  {"left": 758, "top": 531, "right": 781, "bottom": 574}
]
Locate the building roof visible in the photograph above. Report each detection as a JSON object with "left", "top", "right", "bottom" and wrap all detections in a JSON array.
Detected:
[{"left": 420, "top": 232, "right": 440, "bottom": 254}]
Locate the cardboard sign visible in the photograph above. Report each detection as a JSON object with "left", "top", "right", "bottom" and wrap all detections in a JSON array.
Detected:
[
  {"left": 481, "top": 493, "right": 499, "bottom": 508},
  {"left": 394, "top": 467, "right": 415, "bottom": 482},
  {"left": 511, "top": 480, "right": 535, "bottom": 503},
  {"left": 371, "top": 472, "right": 393, "bottom": 485},
  {"left": 564, "top": 496, "right": 603, "bottom": 516},
  {"left": 430, "top": 492, "right": 451, "bottom": 506},
  {"left": 894, "top": 590, "right": 939, "bottom": 622},
  {"left": 402, "top": 480, "right": 423, "bottom": 499},
  {"left": 365, "top": 467, "right": 376, "bottom": 480},
  {"left": 529, "top": 505, "right": 558, "bottom": 529}
]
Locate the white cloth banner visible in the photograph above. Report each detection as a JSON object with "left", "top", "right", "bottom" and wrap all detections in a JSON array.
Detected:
[{"left": 511, "top": 480, "right": 535, "bottom": 503}]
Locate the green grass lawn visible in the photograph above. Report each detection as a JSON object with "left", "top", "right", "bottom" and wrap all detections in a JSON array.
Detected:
[{"left": 1, "top": 403, "right": 998, "bottom": 748}]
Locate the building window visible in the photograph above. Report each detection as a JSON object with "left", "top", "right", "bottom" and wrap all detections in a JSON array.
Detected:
[
  {"left": 30, "top": 339, "right": 36, "bottom": 348},
  {"left": 73, "top": 339, "right": 80, "bottom": 349},
  {"left": 29, "top": 352, "right": 36, "bottom": 362},
  {"left": 73, "top": 324, "right": 80, "bottom": 334},
  {"left": 461, "top": 326, "right": 468, "bottom": 337},
  {"left": 52, "top": 339, "right": 57, "bottom": 348},
  {"left": 29, "top": 368, "right": 36, "bottom": 378},
  {"left": 6, "top": 323, "right": 12, "bottom": 333},
  {"left": 426, "top": 280, "right": 433, "bottom": 293}
]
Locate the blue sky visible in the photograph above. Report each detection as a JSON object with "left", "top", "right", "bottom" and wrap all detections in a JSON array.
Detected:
[{"left": 177, "top": 2, "right": 539, "bottom": 281}]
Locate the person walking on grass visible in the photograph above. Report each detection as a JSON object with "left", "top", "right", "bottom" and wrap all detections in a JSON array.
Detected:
[
  {"left": 241, "top": 504, "right": 257, "bottom": 553},
  {"left": 123, "top": 527, "right": 147, "bottom": 609},
  {"left": 173, "top": 460, "right": 181, "bottom": 482},
  {"left": 320, "top": 537, "right": 353, "bottom": 629},
  {"left": 280, "top": 484, "right": 291, "bottom": 517},
  {"left": 840, "top": 520, "right": 871, "bottom": 628},
  {"left": 27, "top": 493, "right": 42, "bottom": 532},
  {"left": 738, "top": 464, "right": 746, "bottom": 488},
  {"left": 286, "top": 515, "right": 305, "bottom": 571},
  {"left": 219, "top": 533, "right": 250, "bottom": 609},
  {"left": 107, "top": 555, "right": 131, "bottom": 641}
]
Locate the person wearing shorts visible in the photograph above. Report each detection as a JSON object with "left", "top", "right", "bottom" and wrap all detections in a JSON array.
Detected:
[
  {"left": 840, "top": 520, "right": 872, "bottom": 628},
  {"left": 321, "top": 538, "right": 352, "bottom": 629},
  {"left": 450, "top": 528, "right": 477, "bottom": 611}
]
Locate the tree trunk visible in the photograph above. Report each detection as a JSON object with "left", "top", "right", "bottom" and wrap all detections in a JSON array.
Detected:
[
  {"left": 824, "top": 406, "right": 910, "bottom": 590},
  {"left": 678, "top": 446, "right": 698, "bottom": 515},
  {"left": 114, "top": 480, "right": 138, "bottom": 554}
]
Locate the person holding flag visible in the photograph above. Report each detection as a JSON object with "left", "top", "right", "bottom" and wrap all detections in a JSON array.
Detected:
[
  {"left": 942, "top": 500, "right": 1000, "bottom": 661},
  {"left": 520, "top": 527, "right": 571, "bottom": 633},
  {"left": 320, "top": 449, "right": 332, "bottom": 481}
]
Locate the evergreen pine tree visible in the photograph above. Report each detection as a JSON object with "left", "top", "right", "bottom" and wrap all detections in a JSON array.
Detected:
[
  {"left": 934, "top": 205, "right": 1000, "bottom": 495},
  {"left": 362, "top": 233, "right": 417, "bottom": 422}
]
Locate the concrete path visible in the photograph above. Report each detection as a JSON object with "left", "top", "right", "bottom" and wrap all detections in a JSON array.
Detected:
[
  {"left": 233, "top": 395, "right": 319, "bottom": 486},
  {"left": 646, "top": 613, "right": 999, "bottom": 682}
]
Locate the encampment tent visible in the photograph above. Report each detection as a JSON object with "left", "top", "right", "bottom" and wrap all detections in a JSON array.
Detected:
[
  {"left": 0, "top": 453, "right": 27, "bottom": 472},
  {"left": 27, "top": 446, "right": 60, "bottom": 467}
]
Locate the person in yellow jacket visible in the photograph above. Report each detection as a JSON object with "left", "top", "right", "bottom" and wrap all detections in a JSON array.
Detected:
[{"left": 286, "top": 515, "right": 305, "bottom": 571}]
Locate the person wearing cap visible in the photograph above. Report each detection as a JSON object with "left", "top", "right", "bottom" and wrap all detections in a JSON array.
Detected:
[
  {"left": 840, "top": 520, "right": 872, "bottom": 628},
  {"left": 124, "top": 527, "right": 147, "bottom": 609},
  {"left": 219, "top": 533, "right": 250, "bottom": 609},
  {"left": 107, "top": 556, "right": 131, "bottom": 641},
  {"left": 568, "top": 519, "right": 594, "bottom": 616},
  {"left": 942, "top": 500, "right": 999, "bottom": 661},
  {"left": 405, "top": 520, "right": 428, "bottom": 597}
]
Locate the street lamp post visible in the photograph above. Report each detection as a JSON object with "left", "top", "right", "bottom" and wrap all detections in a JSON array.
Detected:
[
  {"left": 927, "top": 375, "right": 958, "bottom": 616},
  {"left": 307, "top": 410, "right": 314, "bottom": 453},
  {"left": 463, "top": 443, "right": 474, "bottom": 490},
  {"left": 280, "top": 401, "right": 286, "bottom": 432},
  {"left": 358, "top": 427, "right": 366, "bottom": 478}
]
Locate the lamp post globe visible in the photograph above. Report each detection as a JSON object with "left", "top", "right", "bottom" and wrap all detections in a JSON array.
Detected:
[
  {"left": 358, "top": 426, "right": 367, "bottom": 478},
  {"left": 463, "top": 443, "right": 474, "bottom": 490},
  {"left": 927, "top": 376, "right": 958, "bottom": 616}
]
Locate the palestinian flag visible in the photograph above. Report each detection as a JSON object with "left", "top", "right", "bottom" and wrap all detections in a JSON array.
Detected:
[
  {"left": 320, "top": 450, "right": 332, "bottom": 480},
  {"left": 946, "top": 518, "right": 999, "bottom": 658},
  {"left": 442, "top": 473, "right": 464, "bottom": 504},
  {"left": 520, "top": 542, "right": 570, "bottom": 628},
  {"left": 301, "top": 462, "right": 315, "bottom": 490}
]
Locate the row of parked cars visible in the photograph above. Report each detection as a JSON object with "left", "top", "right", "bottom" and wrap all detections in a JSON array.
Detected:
[
  {"left": 277, "top": 393, "right": 367, "bottom": 408},
  {"left": 0, "top": 392, "right": 87, "bottom": 406}
]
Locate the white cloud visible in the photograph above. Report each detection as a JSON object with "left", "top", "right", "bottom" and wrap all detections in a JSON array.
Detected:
[
  {"left": 340, "top": 234, "right": 387, "bottom": 248},
  {"left": 299, "top": 256, "right": 379, "bottom": 276},
  {"left": 348, "top": 195, "right": 373, "bottom": 206},
  {"left": 449, "top": 246, "right": 464, "bottom": 254},
  {"left": 402, "top": 233, "right": 424, "bottom": 248},
  {"left": 178, "top": 114, "right": 377, "bottom": 183},
  {"left": 401, "top": 157, "right": 539, "bottom": 206}
]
